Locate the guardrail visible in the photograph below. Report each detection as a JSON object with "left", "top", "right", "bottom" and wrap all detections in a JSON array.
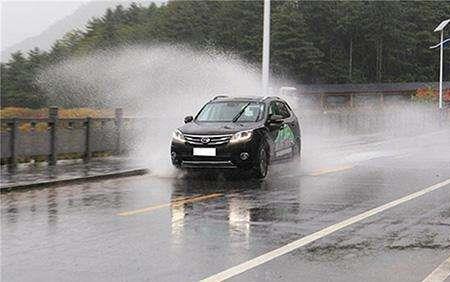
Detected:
[
  {"left": 1, "top": 106, "right": 448, "bottom": 168},
  {"left": 1, "top": 107, "right": 125, "bottom": 168},
  {"left": 300, "top": 107, "right": 449, "bottom": 137}
]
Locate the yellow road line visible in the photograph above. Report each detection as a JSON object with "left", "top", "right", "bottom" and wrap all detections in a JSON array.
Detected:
[
  {"left": 117, "top": 193, "right": 223, "bottom": 216},
  {"left": 171, "top": 195, "right": 191, "bottom": 202},
  {"left": 309, "top": 165, "right": 353, "bottom": 176}
]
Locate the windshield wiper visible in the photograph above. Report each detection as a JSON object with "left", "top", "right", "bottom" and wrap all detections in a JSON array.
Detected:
[{"left": 232, "top": 102, "right": 251, "bottom": 122}]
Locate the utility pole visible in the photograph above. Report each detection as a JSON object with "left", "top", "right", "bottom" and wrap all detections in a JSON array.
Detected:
[
  {"left": 430, "top": 19, "right": 449, "bottom": 109},
  {"left": 439, "top": 30, "right": 443, "bottom": 109},
  {"left": 262, "top": 0, "right": 271, "bottom": 96}
]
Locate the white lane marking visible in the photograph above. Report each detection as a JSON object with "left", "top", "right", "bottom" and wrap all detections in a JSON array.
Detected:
[
  {"left": 422, "top": 256, "right": 450, "bottom": 282},
  {"left": 201, "top": 178, "right": 450, "bottom": 282}
]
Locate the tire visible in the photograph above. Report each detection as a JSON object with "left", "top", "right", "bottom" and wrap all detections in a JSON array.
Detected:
[{"left": 253, "top": 143, "right": 269, "bottom": 179}]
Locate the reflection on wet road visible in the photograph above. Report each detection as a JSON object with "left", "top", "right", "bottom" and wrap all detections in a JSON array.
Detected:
[
  {"left": 118, "top": 193, "right": 224, "bottom": 216},
  {"left": 1, "top": 131, "right": 450, "bottom": 282}
]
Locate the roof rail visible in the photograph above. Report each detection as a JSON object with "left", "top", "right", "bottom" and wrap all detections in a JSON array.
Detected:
[
  {"left": 262, "top": 96, "right": 282, "bottom": 101},
  {"left": 213, "top": 95, "right": 228, "bottom": 100}
]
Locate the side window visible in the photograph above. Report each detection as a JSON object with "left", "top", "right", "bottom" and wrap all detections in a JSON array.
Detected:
[
  {"left": 276, "top": 101, "right": 291, "bottom": 118},
  {"left": 268, "top": 102, "right": 279, "bottom": 116}
]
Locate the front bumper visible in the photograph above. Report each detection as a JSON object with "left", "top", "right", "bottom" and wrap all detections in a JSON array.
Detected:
[{"left": 171, "top": 139, "right": 259, "bottom": 169}]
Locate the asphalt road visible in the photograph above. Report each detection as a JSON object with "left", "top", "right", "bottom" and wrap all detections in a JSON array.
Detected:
[{"left": 2, "top": 131, "right": 450, "bottom": 282}]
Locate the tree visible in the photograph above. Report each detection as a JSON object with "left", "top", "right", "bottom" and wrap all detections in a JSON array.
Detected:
[
  {"left": 271, "top": 1, "right": 323, "bottom": 82},
  {"left": 1, "top": 51, "right": 48, "bottom": 107},
  {"left": 1, "top": 1, "right": 449, "bottom": 108}
]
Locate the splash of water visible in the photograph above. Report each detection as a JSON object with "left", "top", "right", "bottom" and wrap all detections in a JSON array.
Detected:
[
  {"left": 37, "top": 45, "right": 267, "bottom": 175},
  {"left": 37, "top": 44, "right": 449, "bottom": 177}
]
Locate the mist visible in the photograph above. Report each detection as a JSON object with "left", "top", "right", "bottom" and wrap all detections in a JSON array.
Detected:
[
  {"left": 36, "top": 44, "right": 449, "bottom": 177},
  {"left": 37, "top": 45, "right": 266, "bottom": 175}
]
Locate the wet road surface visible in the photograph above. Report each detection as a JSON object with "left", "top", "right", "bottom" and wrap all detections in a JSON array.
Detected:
[
  {"left": 1, "top": 157, "right": 144, "bottom": 187},
  {"left": 1, "top": 131, "right": 450, "bottom": 282}
]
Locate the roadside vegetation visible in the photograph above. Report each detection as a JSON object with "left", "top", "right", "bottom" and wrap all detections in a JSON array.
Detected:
[
  {"left": 414, "top": 88, "right": 450, "bottom": 104},
  {"left": 1, "top": 1, "right": 449, "bottom": 108}
]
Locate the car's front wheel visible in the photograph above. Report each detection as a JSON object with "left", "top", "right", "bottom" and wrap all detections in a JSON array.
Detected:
[{"left": 252, "top": 143, "right": 269, "bottom": 179}]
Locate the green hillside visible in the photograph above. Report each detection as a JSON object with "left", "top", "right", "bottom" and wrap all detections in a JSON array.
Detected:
[{"left": 1, "top": 1, "right": 449, "bottom": 108}]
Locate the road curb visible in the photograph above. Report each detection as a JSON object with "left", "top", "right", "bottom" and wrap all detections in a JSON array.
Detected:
[{"left": 0, "top": 168, "right": 149, "bottom": 193}]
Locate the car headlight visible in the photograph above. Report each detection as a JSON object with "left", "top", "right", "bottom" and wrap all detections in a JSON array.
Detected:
[
  {"left": 172, "top": 130, "right": 185, "bottom": 143},
  {"left": 230, "top": 130, "right": 253, "bottom": 143}
]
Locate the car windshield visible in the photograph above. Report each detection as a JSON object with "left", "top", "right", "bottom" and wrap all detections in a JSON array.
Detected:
[{"left": 196, "top": 101, "right": 263, "bottom": 122}]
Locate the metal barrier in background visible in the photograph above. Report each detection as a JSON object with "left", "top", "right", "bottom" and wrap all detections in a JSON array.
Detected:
[
  {"left": 0, "top": 108, "right": 124, "bottom": 168},
  {"left": 300, "top": 107, "right": 449, "bottom": 137},
  {"left": 1, "top": 106, "right": 448, "bottom": 168}
]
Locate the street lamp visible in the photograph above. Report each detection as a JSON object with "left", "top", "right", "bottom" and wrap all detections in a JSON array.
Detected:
[
  {"left": 262, "top": 0, "right": 270, "bottom": 96},
  {"left": 430, "top": 19, "right": 450, "bottom": 109}
]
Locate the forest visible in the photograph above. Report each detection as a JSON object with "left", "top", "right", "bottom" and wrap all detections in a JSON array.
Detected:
[{"left": 1, "top": 1, "right": 449, "bottom": 108}]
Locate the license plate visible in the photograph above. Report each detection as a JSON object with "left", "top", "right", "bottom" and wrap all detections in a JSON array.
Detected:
[{"left": 193, "top": 148, "right": 216, "bottom": 156}]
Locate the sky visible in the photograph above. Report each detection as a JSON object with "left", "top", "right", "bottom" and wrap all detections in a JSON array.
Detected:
[{"left": 1, "top": 0, "right": 88, "bottom": 50}]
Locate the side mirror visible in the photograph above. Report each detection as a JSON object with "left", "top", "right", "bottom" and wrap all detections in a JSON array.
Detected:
[
  {"left": 184, "top": 116, "right": 193, "bottom": 123},
  {"left": 269, "top": 114, "right": 283, "bottom": 125}
]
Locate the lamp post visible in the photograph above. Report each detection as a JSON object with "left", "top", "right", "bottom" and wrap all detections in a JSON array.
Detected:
[
  {"left": 431, "top": 19, "right": 449, "bottom": 109},
  {"left": 262, "top": 0, "right": 271, "bottom": 96}
]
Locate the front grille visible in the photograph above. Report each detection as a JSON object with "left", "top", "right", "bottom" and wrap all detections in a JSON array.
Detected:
[{"left": 184, "top": 134, "right": 232, "bottom": 146}]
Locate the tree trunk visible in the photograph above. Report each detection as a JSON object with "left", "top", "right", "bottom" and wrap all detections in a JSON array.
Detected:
[
  {"left": 349, "top": 38, "right": 353, "bottom": 82},
  {"left": 376, "top": 40, "right": 382, "bottom": 82}
]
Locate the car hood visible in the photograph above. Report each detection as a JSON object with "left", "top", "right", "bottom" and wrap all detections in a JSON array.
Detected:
[{"left": 178, "top": 121, "right": 259, "bottom": 135}]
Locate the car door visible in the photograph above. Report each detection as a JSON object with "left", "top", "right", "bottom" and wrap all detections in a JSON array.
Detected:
[
  {"left": 266, "top": 101, "right": 289, "bottom": 159},
  {"left": 266, "top": 101, "right": 281, "bottom": 158},
  {"left": 273, "top": 101, "right": 297, "bottom": 159}
]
